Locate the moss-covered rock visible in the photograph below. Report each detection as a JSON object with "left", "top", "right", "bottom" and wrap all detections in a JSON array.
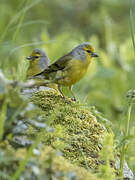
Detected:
[
  {"left": 39, "top": 146, "right": 101, "bottom": 180},
  {"left": 31, "top": 90, "right": 106, "bottom": 169}
]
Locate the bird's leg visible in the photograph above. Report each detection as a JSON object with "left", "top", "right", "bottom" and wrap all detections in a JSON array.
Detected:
[
  {"left": 58, "top": 84, "right": 65, "bottom": 98},
  {"left": 69, "top": 86, "right": 76, "bottom": 101}
]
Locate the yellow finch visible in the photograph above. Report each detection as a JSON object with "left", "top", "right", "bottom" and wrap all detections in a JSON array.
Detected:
[
  {"left": 34, "top": 42, "right": 98, "bottom": 100},
  {"left": 26, "top": 48, "right": 58, "bottom": 91},
  {"left": 26, "top": 48, "right": 50, "bottom": 78}
]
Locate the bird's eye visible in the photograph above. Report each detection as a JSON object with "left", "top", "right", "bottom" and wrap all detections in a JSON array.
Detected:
[
  {"left": 86, "top": 50, "right": 91, "bottom": 53},
  {"left": 34, "top": 56, "right": 39, "bottom": 58}
]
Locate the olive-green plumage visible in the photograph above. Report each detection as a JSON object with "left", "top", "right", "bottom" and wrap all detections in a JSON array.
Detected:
[
  {"left": 34, "top": 42, "right": 98, "bottom": 100},
  {"left": 26, "top": 48, "right": 58, "bottom": 92},
  {"left": 26, "top": 48, "right": 50, "bottom": 78}
]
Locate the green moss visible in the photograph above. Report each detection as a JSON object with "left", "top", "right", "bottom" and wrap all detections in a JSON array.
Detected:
[
  {"left": 39, "top": 146, "right": 101, "bottom": 180},
  {"left": 31, "top": 90, "right": 106, "bottom": 169}
]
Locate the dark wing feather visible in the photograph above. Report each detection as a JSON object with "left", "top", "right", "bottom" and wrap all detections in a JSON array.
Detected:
[{"left": 34, "top": 52, "right": 73, "bottom": 77}]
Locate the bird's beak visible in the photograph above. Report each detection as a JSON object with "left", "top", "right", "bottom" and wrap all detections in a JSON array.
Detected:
[
  {"left": 26, "top": 56, "right": 33, "bottom": 60},
  {"left": 91, "top": 52, "right": 99, "bottom": 57}
]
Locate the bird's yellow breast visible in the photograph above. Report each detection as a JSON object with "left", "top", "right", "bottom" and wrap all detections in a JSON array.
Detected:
[
  {"left": 27, "top": 61, "right": 42, "bottom": 78},
  {"left": 57, "top": 55, "right": 92, "bottom": 86}
]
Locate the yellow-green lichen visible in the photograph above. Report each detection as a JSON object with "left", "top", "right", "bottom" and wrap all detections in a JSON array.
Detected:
[
  {"left": 39, "top": 146, "right": 101, "bottom": 180},
  {"left": 31, "top": 90, "right": 106, "bottom": 169}
]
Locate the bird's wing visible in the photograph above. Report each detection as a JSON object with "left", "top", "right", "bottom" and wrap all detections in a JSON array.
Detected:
[
  {"left": 46, "top": 52, "right": 73, "bottom": 72},
  {"left": 35, "top": 52, "right": 73, "bottom": 76}
]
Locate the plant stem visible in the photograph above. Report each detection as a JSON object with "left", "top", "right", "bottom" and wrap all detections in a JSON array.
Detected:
[
  {"left": 119, "top": 146, "right": 125, "bottom": 179},
  {"left": 126, "top": 103, "right": 132, "bottom": 136},
  {"left": 0, "top": 100, "right": 7, "bottom": 141},
  {"left": 119, "top": 103, "right": 132, "bottom": 179},
  {"left": 129, "top": 4, "right": 135, "bottom": 54}
]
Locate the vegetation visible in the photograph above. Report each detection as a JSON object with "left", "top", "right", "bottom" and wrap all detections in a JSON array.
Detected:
[
  {"left": 0, "top": 0, "right": 135, "bottom": 179},
  {"left": 31, "top": 90, "right": 105, "bottom": 169}
]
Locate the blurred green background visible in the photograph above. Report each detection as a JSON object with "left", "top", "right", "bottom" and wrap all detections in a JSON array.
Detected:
[{"left": 0, "top": 0, "right": 135, "bottom": 174}]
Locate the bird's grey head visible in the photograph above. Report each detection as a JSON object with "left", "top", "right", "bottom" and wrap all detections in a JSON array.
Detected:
[
  {"left": 72, "top": 42, "right": 98, "bottom": 60},
  {"left": 75, "top": 42, "right": 92, "bottom": 49},
  {"left": 71, "top": 42, "right": 91, "bottom": 60},
  {"left": 33, "top": 48, "right": 47, "bottom": 57},
  {"left": 26, "top": 48, "right": 50, "bottom": 70}
]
